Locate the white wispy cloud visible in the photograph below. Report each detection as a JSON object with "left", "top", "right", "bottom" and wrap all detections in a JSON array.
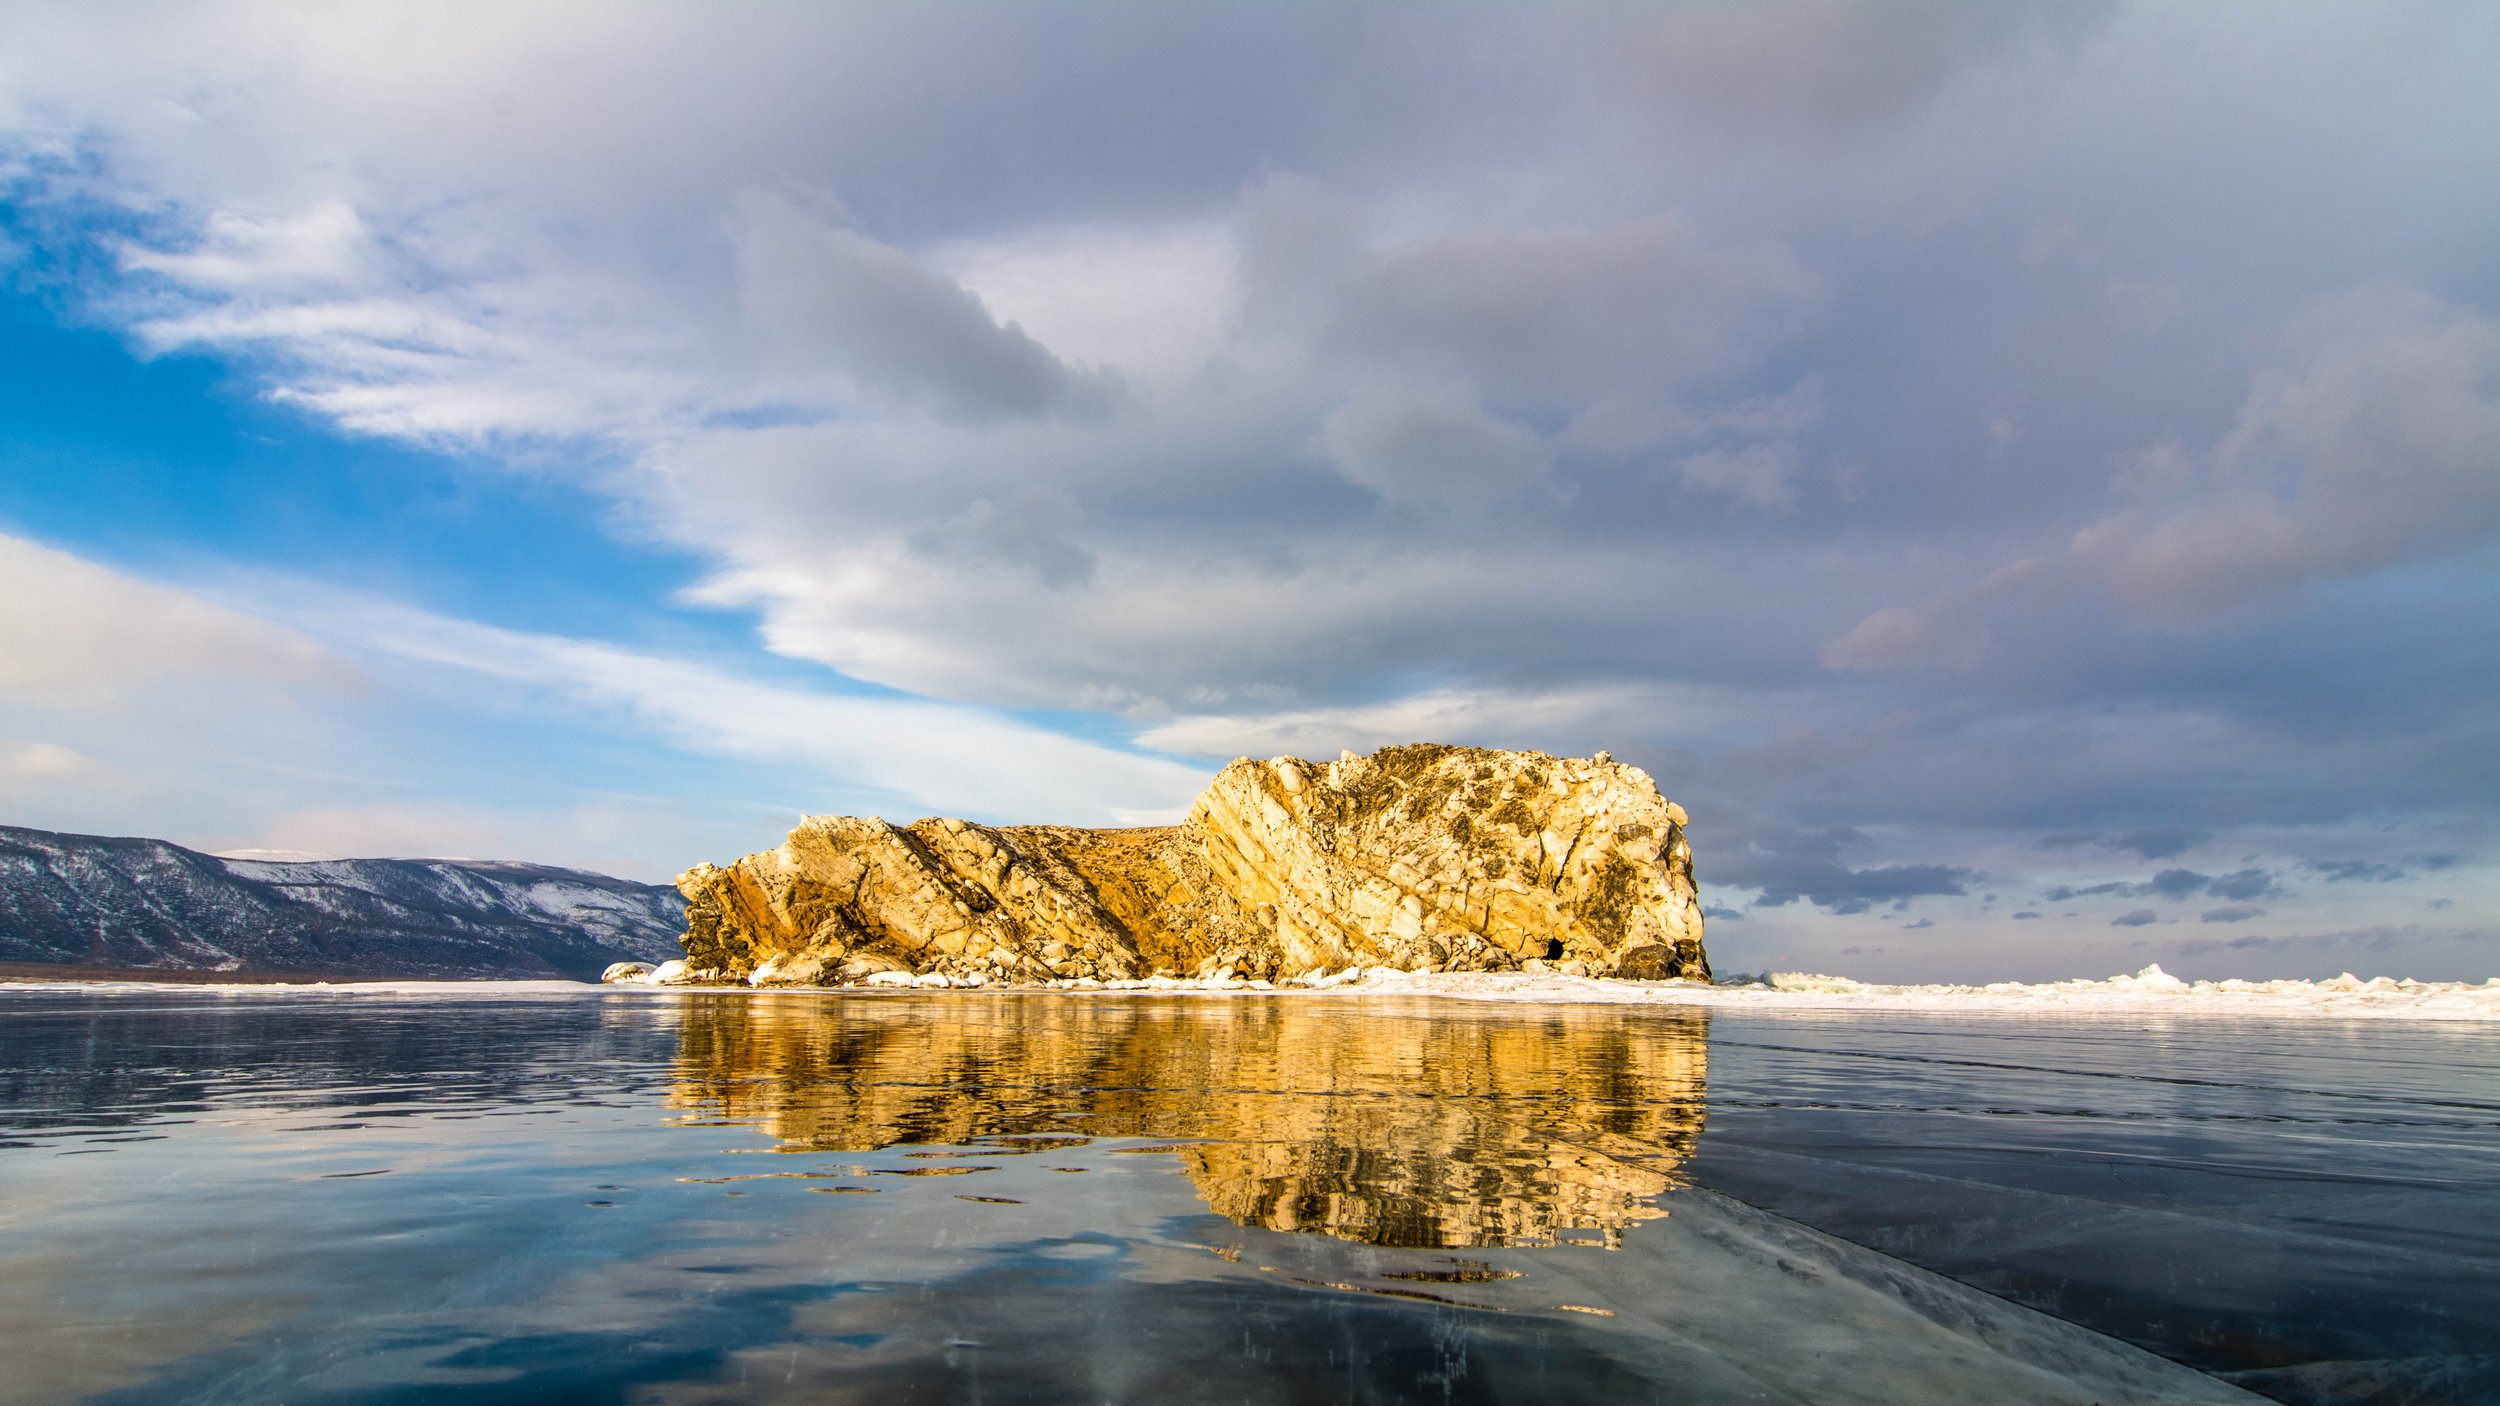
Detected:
[
  {"left": 0, "top": 533, "right": 1205, "bottom": 869},
  {"left": 0, "top": 532, "right": 351, "bottom": 709},
  {"left": 289, "top": 596, "right": 1209, "bottom": 824}
]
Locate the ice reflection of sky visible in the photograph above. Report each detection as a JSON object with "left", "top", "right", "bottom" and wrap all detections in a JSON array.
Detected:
[
  {"left": 1687, "top": 1013, "right": 2500, "bottom": 1403},
  {"left": 6, "top": 987, "right": 2484, "bottom": 1404}
]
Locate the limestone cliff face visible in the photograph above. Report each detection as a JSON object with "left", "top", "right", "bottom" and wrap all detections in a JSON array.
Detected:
[{"left": 674, "top": 744, "right": 1707, "bottom": 985}]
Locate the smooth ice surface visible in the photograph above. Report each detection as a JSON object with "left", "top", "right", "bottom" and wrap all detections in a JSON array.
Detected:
[
  {"left": 3, "top": 987, "right": 2492, "bottom": 1403},
  {"left": 1680, "top": 1007, "right": 2500, "bottom": 1404}
]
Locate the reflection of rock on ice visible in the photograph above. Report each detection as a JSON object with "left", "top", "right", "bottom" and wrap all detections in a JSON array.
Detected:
[
  {"left": 669, "top": 995, "right": 1706, "bottom": 1249},
  {"left": 1177, "top": 1131, "right": 1680, "bottom": 1250}
]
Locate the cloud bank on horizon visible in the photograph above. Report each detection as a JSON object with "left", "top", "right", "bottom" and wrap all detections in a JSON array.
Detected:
[{"left": 0, "top": 1, "right": 2492, "bottom": 980}]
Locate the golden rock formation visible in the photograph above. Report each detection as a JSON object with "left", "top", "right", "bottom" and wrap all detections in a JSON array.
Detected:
[
  {"left": 669, "top": 993, "right": 1709, "bottom": 1249},
  {"left": 672, "top": 744, "right": 1708, "bottom": 984}
]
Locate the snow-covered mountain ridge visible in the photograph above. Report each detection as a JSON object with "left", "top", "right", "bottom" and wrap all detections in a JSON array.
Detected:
[{"left": 0, "top": 824, "right": 684, "bottom": 979}]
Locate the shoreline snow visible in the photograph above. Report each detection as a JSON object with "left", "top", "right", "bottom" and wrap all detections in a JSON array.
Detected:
[
  {"left": 1342, "top": 964, "right": 2500, "bottom": 1022},
  {"left": 7, "top": 963, "right": 2496, "bottom": 1020},
  {"left": 0, "top": 978, "right": 604, "bottom": 999}
]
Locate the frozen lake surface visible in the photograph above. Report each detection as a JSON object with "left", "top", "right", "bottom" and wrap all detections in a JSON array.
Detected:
[{"left": 2, "top": 986, "right": 2493, "bottom": 1404}]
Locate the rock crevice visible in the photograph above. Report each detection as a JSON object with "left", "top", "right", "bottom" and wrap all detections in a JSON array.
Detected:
[{"left": 670, "top": 744, "right": 1707, "bottom": 985}]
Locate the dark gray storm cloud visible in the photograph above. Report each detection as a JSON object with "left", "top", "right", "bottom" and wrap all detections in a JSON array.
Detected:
[
  {"left": 1704, "top": 811, "right": 1975, "bottom": 916},
  {"left": 2042, "top": 869, "right": 2279, "bottom": 904},
  {"left": 2, "top": 0, "right": 2493, "bottom": 976},
  {"left": 733, "top": 195, "right": 1120, "bottom": 423},
  {"left": 2307, "top": 860, "right": 2409, "bottom": 884}
]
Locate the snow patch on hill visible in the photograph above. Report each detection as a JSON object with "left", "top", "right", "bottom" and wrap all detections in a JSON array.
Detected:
[{"left": 1, "top": 825, "right": 685, "bottom": 978}]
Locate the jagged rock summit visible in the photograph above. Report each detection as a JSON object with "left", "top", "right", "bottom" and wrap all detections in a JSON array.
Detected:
[{"left": 662, "top": 744, "right": 1707, "bottom": 988}]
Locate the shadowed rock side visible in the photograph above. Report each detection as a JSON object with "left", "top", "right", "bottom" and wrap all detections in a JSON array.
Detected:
[
  {"left": 669, "top": 993, "right": 1709, "bottom": 1249},
  {"left": 672, "top": 744, "right": 1707, "bottom": 985}
]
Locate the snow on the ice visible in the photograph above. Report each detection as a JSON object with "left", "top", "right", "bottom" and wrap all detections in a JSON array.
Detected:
[{"left": 12, "top": 962, "right": 2495, "bottom": 1020}]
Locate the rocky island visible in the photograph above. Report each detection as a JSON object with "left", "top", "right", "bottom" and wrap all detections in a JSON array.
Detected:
[{"left": 639, "top": 744, "right": 1707, "bottom": 988}]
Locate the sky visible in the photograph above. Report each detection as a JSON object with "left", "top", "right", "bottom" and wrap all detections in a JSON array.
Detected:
[{"left": 0, "top": 1, "right": 2493, "bottom": 982}]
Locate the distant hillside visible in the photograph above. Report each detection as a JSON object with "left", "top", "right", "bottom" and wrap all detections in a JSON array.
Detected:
[{"left": 0, "top": 825, "right": 685, "bottom": 980}]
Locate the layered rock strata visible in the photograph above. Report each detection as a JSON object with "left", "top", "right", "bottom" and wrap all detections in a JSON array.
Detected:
[{"left": 671, "top": 743, "right": 1707, "bottom": 986}]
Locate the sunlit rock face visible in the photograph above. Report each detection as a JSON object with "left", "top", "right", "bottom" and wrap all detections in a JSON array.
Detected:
[
  {"left": 669, "top": 994, "right": 1709, "bottom": 1249},
  {"left": 675, "top": 744, "right": 1707, "bottom": 984}
]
